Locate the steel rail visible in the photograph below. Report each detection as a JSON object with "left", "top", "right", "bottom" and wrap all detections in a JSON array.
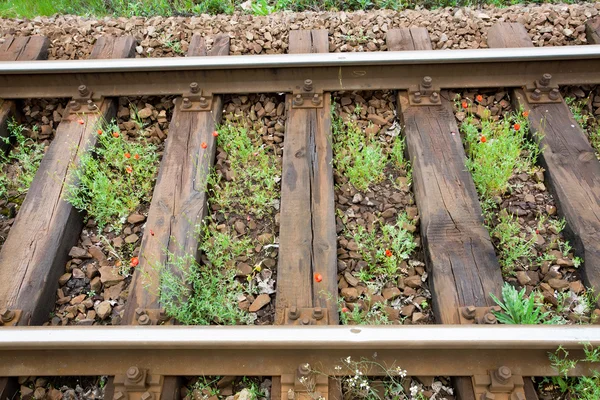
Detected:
[
  {"left": 0, "top": 326, "right": 599, "bottom": 377},
  {"left": 1, "top": 47, "right": 600, "bottom": 99}
]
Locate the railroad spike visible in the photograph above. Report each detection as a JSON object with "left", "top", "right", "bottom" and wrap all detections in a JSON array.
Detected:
[{"left": 0, "top": 308, "right": 15, "bottom": 323}]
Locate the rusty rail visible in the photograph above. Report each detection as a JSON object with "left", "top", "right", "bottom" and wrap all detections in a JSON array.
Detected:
[
  {"left": 0, "top": 325, "right": 599, "bottom": 377},
  {"left": 1, "top": 47, "right": 600, "bottom": 99}
]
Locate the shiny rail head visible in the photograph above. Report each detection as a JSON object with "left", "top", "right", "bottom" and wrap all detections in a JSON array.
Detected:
[
  {"left": 2, "top": 45, "right": 600, "bottom": 74},
  {"left": 0, "top": 325, "right": 599, "bottom": 350}
]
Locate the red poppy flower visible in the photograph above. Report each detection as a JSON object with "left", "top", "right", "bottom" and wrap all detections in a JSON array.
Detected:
[
  {"left": 480, "top": 136, "right": 487, "bottom": 143},
  {"left": 124, "top": 152, "right": 131, "bottom": 159},
  {"left": 113, "top": 132, "right": 120, "bottom": 138},
  {"left": 342, "top": 307, "right": 350, "bottom": 313},
  {"left": 523, "top": 111, "right": 529, "bottom": 118},
  {"left": 130, "top": 257, "right": 139, "bottom": 267},
  {"left": 314, "top": 273, "right": 323, "bottom": 282},
  {"left": 78, "top": 119, "right": 84, "bottom": 125},
  {"left": 212, "top": 131, "right": 219, "bottom": 137},
  {"left": 514, "top": 123, "right": 521, "bottom": 131},
  {"left": 125, "top": 166, "right": 133, "bottom": 174},
  {"left": 461, "top": 101, "right": 468, "bottom": 109},
  {"left": 476, "top": 95, "right": 483, "bottom": 102},
  {"left": 97, "top": 129, "right": 103, "bottom": 135},
  {"left": 150, "top": 229, "right": 155, "bottom": 236},
  {"left": 201, "top": 142, "right": 208, "bottom": 149},
  {"left": 134, "top": 154, "right": 140, "bottom": 160},
  {"left": 385, "top": 249, "right": 392, "bottom": 257}
]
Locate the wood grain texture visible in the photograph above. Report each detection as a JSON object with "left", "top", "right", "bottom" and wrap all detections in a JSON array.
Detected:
[
  {"left": 0, "top": 36, "right": 135, "bottom": 326},
  {"left": 122, "top": 35, "right": 229, "bottom": 323},
  {"left": 275, "top": 29, "right": 338, "bottom": 325},
  {"left": 488, "top": 22, "right": 600, "bottom": 300},
  {"left": 0, "top": 36, "right": 50, "bottom": 153},
  {"left": 388, "top": 29, "right": 503, "bottom": 325},
  {"left": 386, "top": 27, "right": 432, "bottom": 51}
]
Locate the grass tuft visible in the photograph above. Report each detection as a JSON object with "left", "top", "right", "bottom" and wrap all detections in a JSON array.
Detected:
[
  {"left": 491, "top": 282, "right": 566, "bottom": 324},
  {"left": 65, "top": 121, "right": 159, "bottom": 231}
]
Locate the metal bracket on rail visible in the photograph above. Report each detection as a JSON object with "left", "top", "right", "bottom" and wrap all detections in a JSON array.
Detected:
[
  {"left": 281, "top": 363, "right": 329, "bottom": 400},
  {"left": 284, "top": 306, "right": 329, "bottom": 325},
  {"left": 291, "top": 79, "right": 324, "bottom": 109},
  {"left": 0, "top": 308, "right": 21, "bottom": 326},
  {"left": 523, "top": 73, "right": 562, "bottom": 104},
  {"left": 408, "top": 76, "right": 442, "bottom": 106},
  {"left": 68, "top": 85, "right": 103, "bottom": 115},
  {"left": 457, "top": 306, "right": 501, "bottom": 325},
  {"left": 472, "top": 366, "right": 526, "bottom": 400},
  {"left": 132, "top": 308, "right": 173, "bottom": 326},
  {"left": 113, "top": 366, "right": 164, "bottom": 400},
  {"left": 178, "top": 82, "right": 213, "bottom": 112}
]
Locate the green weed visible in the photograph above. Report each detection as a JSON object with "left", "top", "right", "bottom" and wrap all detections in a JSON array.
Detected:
[
  {"left": 491, "top": 282, "right": 566, "bottom": 324},
  {"left": 489, "top": 211, "right": 535, "bottom": 275},
  {"left": 461, "top": 110, "right": 539, "bottom": 199},
  {"left": 542, "top": 345, "right": 600, "bottom": 399},
  {"left": 0, "top": 119, "right": 45, "bottom": 203},
  {"left": 566, "top": 96, "right": 600, "bottom": 156},
  {"left": 340, "top": 297, "right": 393, "bottom": 325},
  {"left": 332, "top": 115, "right": 386, "bottom": 192},
  {"left": 65, "top": 121, "right": 159, "bottom": 231}
]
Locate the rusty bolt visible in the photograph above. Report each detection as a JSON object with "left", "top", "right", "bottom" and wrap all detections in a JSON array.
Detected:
[
  {"left": 293, "top": 94, "right": 304, "bottom": 106},
  {"left": 141, "top": 392, "right": 154, "bottom": 400},
  {"left": 199, "top": 97, "right": 209, "bottom": 107},
  {"left": 287, "top": 389, "right": 295, "bottom": 400},
  {"left": 300, "top": 317, "right": 311, "bottom": 325},
  {"left": 189, "top": 82, "right": 200, "bottom": 94},
  {"left": 430, "top": 92, "right": 440, "bottom": 103},
  {"left": 313, "top": 307, "right": 324, "bottom": 320},
  {"left": 289, "top": 306, "right": 300, "bottom": 320},
  {"left": 483, "top": 312, "right": 497, "bottom": 324},
  {"left": 413, "top": 92, "right": 422, "bottom": 104},
  {"left": 549, "top": 88, "right": 560, "bottom": 100},
  {"left": 531, "top": 89, "right": 542, "bottom": 101},
  {"left": 69, "top": 100, "right": 81, "bottom": 111},
  {"left": 540, "top": 73, "right": 552, "bottom": 87},
  {"left": 78, "top": 85, "right": 89, "bottom": 97},
  {"left": 303, "top": 79, "right": 313, "bottom": 92},
  {"left": 182, "top": 98, "right": 192, "bottom": 109},
  {"left": 158, "top": 308, "right": 169, "bottom": 322},
  {"left": 126, "top": 366, "right": 143, "bottom": 382},
  {"left": 495, "top": 366, "right": 512, "bottom": 383},
  {"left": 87, "top": 99, "right": 97, "bottom": 111},
  {"left": 462, "top": 306, "right": 476, "bottom": 320},
  {"left": 311, "top": 94, "right": 320, "bottom": 105},
  {"left": 138, "top": 314, "right": 151, "bottom": 325},
  {"left": 481, "top": 392, "right": 495, "bottom": 400},
  {"left": 298, "top": 363, "right": 311, "bottom": 376},
  {"left": 135, "top": 308, "right": 146, "bottom": 317},
  {"left": 0, "top": 309, "right": 15, "bottom": 323},
  {"left": 113, "top": 392, "right": 125, "bottom": 400},
  {"left": 421, "top": 76, "right": 432, "bottom": 88}
]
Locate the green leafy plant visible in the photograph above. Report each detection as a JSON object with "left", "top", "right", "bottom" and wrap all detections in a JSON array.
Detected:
[
  {"left": 0, "top": 119, "right": 45, "bottom": 203},
  {"left": 65, "top": 121, "right": 159, "bottom": 231},
  {"left": 490, "top": 283, "right": 565, "bottom": 324},
  {"left": 489, "top": 211, "right": 535, "bottom": 275},
  {"left": 339, "top": 297, "right": 393, "bottom": 325},
  {"left": 543, "top": 345, "right": 600, "bottom": 399},
  {"left": 332, "top": 115, "right": 386, "bottom": 192}
]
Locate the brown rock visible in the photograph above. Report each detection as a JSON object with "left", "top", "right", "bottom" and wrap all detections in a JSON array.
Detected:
[
  {"left": 344, "top": 271, "right": 359, "bottom": 287},
  {"left": 404, "top": 275, "right": 422, "bottom": 288},
  {"left": 99, "top": 265, "right": 124, "bottom": 287},
  {"left": 546, "top": 204, "right": 556, "bottom": 215},
  {"left": 104, "top": 281, "right": 124, "bottom": 301},
  {"left": 113, "top": 237, "right": 123, "bottom": 248},
  {"left": 236, "top": 263, "right": 253, "bottom": 277},
  {"left": 257, "top": 233, "right": 273, "bottom": 244},
  {"left": 124, "top": 234, "right": 139, "bottom": 244},
  {"left": 88, "top": 246, "right": 106, "bottom": 262},
  {"left": 90, "top": 276, "right": 102, "bottom": 292},
  {"left": 341, "top": 287, "right": 358, "bottom": 302},
  {"left": 70, "top": 294, "right": 86, "bottom": 305},
  {"left": 58, "top": 272, "right": 72, "bottom": 286},
  {"left": 548, "top": 278, "right": 570, "bottom": 291},
  {"left": 401, "top": 304, "right": 415, "bottom": 317},
  {"left": 21, "top": 386, "right": 33, "bottom": 398},
  {"left": 367, "top": 113, "right": 388, "bottom": 126},
  {"left": 412, "top": 312, "right": 426, "bottom": 323},
  {"left": 127, "top": 213, "right": 146, "bottom": 224},
  {"left": 234, "top": 220, "right": 246, "bottom": 234},
  {"left": 96, "top": 300, "right": 112, "bottom": 320},
  {"left": 516, "top": 271, "right": 531, "bottom": 286},
  {"left": 382, "top": 287, "right": 401, "bottom": 300},
  {"left": 569, "top": 280, "right": 585, "bottom": 294},
  {"left": 137, "top": 107, "right": 153, "bottom": 119},
  {"left": 71, "top": 267, "right": 85, "bottom": 279},
  {"left": 69, "top": 246, "right": 90, "bottom": 258},
  {"left": 249, "top": 294, "right": 271, "bottom": 312}
]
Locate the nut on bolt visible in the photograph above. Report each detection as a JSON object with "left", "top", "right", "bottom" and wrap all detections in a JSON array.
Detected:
[
  {"left": 141, "top": 392, "right": 154, "bottom": 400},
  {"left": 540, "top": 73, "right": 552, "bottom": 87},
  {"left": 87, "top": 99, "right": 97, "bottom": 111},
  {"left": 199, "top": 97, "right": 209, "bottom": 107},
  {"left": 311, "top": 94, "right": 320, "bottom": 105},
  {"left": 288, "top": 306, "right": 300, "bottom": 320},
  {"left": 413, "top": 92, "right": 422, "bottom": 104},
  {"left": 113, "top": 392, "right": 125, "bottom": 400},
  {"left": 293, "top": 94, "right": 304, "bottom": 106},
  {"left": 313, "top": 307, "right": 324, "bottom": 320},
  {"left": 481, "top": 391, "right": 496, "bottom": 400},
  {"left": 421, "top": 76, "right": 432, "bottom": 89},
  {"left": 531, "top": 89, "right": 542, "bottom": 101},
  {"left": 126, "top": 366, "right": 143, "bottom": 382},
  {"left": 287, "top": 389, "right": 295, "bottom": 400},
  {"left": 0, "top": 308, "right": 15, "bottom": 323},
  {"left": 462, "top": 306, "right": 476, "bottom": 320},
  {"left": 549, "top": 88, "right": 560, "bottom": 100},
  {"left": 138, "top": 314, "right": 151, "bottom": 325},
  {"left": 303, "top": 79, "right": 313, "bottom": 92},
  {"left": 78, "top": 85, "right": 89, "bottom": 97},
  {"left": 298, "top": 363, "right": 311, "bottom": 376},
  {"left": 300, "top": 317, "right": 311, "bottom": 325},
  {"left": 182, "top": 97, "right": 192, "bottom": 109},
  {"left": 69, "top": 100, "right": 81, "bottom": 111},
  {"left": 495, "top": 366, "right": 512, "bottom": 383},
  {"left": 483, "top": 312, "right": 497, "bottom": 324},
  {"left": 430, "top": 92, "right": 440, "bottom": 103},
  {"left": 189, "top": 82, "right": 200, "bottom": 94}
]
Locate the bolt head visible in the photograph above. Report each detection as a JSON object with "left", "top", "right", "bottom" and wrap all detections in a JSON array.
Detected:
[
  {"left": 138, "top": 314, "right": 151, "bottom": 325},
  {"left": 113, "top": 392, "right": 125, "bottom": 400},
  {"left": 300, "top": 317, "right": 310, "bottom": 325},
  {"left": 289, "top": 306, "right": 299, "bottom": 320},
  {"left": 135, "top": 308, "right": 145, "bottom": 317},
  {"left": 126, "top": 366, "right": 140, "bottom": 380},
  {"left": 483, "top": 312, "right": 497, "bottom": 324},
  {"left": 497, "top": 366, "right": 512, "bottom": 380},
  {"left": 298, "top": 363, "right": 311, "bottom": 375},
  {"left": 481, "top": 391, "right": 495, "bottom": 400},
  {"left": 422, "top": 76, "right": 432, "bottom": 87},
  {"left": 141, "top": 392, "right": 154, "bottom": 400},
  {"left": 189, "top": 82, "right": 199, "bottom": 93},
  {"left": 287, "top": 389, "right": 295, "bottom": 400},
  {"left": 0, "top": 309, "right": 14, "bottom": 322},
  {"left": 313, "top": 307, "right": 323, "bottom": 320}
]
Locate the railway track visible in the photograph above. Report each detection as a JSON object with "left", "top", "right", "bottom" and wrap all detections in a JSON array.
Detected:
[{"left": 0, "top": 18, "right": 600, "bottom": 400}]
